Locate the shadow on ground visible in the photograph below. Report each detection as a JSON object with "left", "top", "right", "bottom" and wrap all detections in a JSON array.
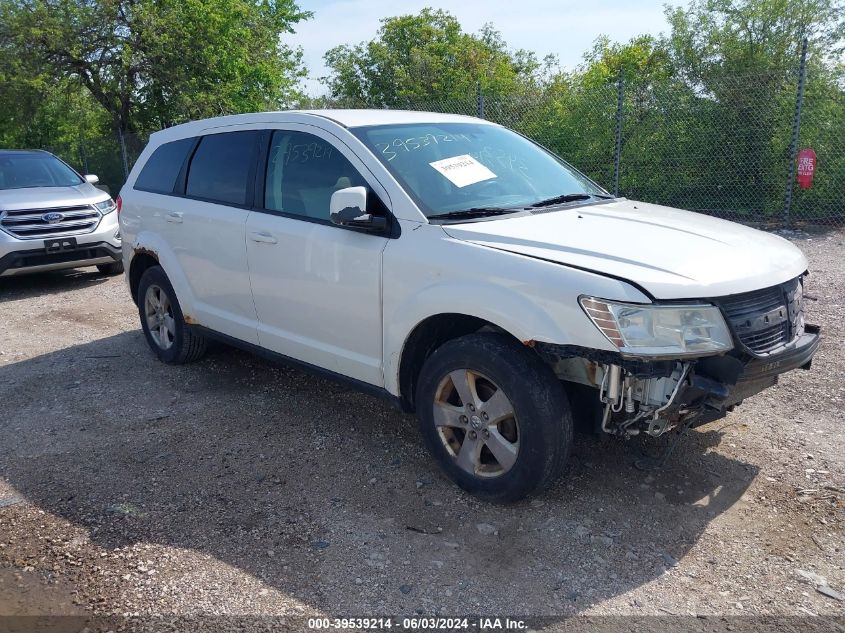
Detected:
[
  {"left": 0, "top": 330, "right": 757, "bottom": 617},
  {"left": 0, "top": 269, "right": 113, "bottom": 300}
]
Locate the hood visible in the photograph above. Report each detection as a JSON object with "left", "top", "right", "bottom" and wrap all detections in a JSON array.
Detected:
[
  {"left": 441, "top": 199, "right": 808, "bottom": 300},
  {"left": 0, "top": 183, "right": 109, "bottom": 211}
]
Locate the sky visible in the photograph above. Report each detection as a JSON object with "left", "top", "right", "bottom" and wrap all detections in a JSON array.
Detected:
[{"left": 290, "top": 0, "right": 681, "bottom": 95}]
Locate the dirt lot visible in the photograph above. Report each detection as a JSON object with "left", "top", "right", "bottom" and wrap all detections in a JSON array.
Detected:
[{"left": 0, "top": 231, "right": 843, "bottom": 628}]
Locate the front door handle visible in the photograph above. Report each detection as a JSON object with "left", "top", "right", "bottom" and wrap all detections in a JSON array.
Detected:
[
  {"left": 165, "top": 211, "right": 183, "bottom": 224},
  {"left": 249, "top": 231, "right": 278, "bottom": 244}
]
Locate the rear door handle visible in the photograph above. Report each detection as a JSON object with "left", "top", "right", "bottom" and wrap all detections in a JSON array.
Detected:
[
  {"left": 249, "top": 231, "right": 278, "bottom": 244},
  {"left": 165, "top": 211, "right": 183, "bottom": 224}
]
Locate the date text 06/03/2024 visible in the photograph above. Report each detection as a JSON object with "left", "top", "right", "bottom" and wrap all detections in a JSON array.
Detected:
[{"left": 306, "top": 617, "right": 528, "bottom": 630}]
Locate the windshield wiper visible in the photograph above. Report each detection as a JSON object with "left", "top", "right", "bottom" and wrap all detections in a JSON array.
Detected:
[
  {"left": 429, "top": 194, "right": 613, "bottom": 219},
  {"left": 428, "top": 207, "right": 521, "bottom": 220},
  {"left": 530, "top": 193, "right": 613, "bottom": 208}
]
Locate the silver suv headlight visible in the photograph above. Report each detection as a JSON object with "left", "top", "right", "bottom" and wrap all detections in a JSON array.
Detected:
[
  {"left": 580, "top": 297, "right": 733, "bottom": 357},
  {"left": 94, "top": 199, "right": 117, "bottom": 214}
]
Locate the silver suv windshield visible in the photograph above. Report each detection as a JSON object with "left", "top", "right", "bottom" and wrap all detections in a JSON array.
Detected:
[
  {"left": 352, "top": 122, "right": 608, "bottom": 218},
  {"left": 0, "top": 153, "right": 84, "bottom": 190}
]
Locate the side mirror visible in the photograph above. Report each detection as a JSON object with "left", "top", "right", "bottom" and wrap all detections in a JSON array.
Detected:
[
  {"left": 330, "top": 186, "right": 387, "bottom": 231},
  {"left": 84, "top": 174, "right": 99, "bottom": 185}
]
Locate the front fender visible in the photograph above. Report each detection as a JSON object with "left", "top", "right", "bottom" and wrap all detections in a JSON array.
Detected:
[
  {"left": 384, "top": 281, "right": 570, "bottom": 396},
  {"left": 382, "top": 227, "right": 652, "bottom": 397}
]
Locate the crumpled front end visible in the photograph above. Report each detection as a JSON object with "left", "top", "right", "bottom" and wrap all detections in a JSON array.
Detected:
[{"left": 537, "top": 275, "right": 821, "bottom": 437}]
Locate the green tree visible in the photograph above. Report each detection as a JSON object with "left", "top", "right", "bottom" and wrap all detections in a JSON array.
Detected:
[
  {"left": 0, "top": 0, "right": 311, "bottom": 134},
  {"left": 0, "top": 32, "right": 118, "bottom": 181},
  {"left": 323, "top": 8, "right": 543, "bottom": 106},
  {"left": 516, "top": 36, "right": 673, "bottom": 189},
  {"left": 660, "top": 0, "right": 845, "bottom": 219},
  {"left": 665, "top": 0, "right": 844, "bottom": 81},
  {"left": 518, "top": 0, "right": 845, "bottom": 221}
]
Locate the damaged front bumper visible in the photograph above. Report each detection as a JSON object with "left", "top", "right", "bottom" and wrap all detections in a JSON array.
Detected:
[
  {"left": 536, "top": 323, "right": 821, "bottom": 437},
  {"left": 696, "top": 324, "right": 820, "bottom": 408}
]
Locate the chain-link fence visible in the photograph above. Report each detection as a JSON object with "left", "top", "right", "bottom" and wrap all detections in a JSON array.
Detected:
[
  {"left": 316, "top": 45, "right": 843, "bottom": 228},
  {"left": 41, "top": 42, "right": 843, "bottom": 227}
]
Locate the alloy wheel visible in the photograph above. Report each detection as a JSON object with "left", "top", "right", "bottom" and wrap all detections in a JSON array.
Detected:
[
  {"left": 144, "top": 284, "right": 176, "bottom": 350},
  {"left": 432, "top": 369, "right": 520, "bottom": 478}
]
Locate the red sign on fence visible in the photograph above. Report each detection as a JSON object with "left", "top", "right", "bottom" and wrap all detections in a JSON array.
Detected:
[{"left": 797, "top": 148, "right": 817, "bottom": 189}]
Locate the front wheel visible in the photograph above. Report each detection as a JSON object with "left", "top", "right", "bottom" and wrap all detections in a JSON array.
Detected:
[{"left": 416, "top": 333, "right": 573, "bottom": 502}]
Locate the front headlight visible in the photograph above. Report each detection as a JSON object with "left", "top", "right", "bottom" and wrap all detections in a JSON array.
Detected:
[
  {"left": 94, "top": 199, "right": 116, "bottom": 214},
  {"left": 580, "top": 297, "right": 733, "bottom": 357}
]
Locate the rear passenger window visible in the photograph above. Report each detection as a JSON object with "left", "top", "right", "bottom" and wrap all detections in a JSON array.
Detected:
[
  {"left": 134, "top": 138, "right": 195, "bottom": 194},
  {"left": 186, "top": 131, "right": 259, "bottom": 206}
]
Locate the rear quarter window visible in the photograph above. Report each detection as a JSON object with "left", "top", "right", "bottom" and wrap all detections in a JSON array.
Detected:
[{"left": 134, "top": 138, "right": 195, "bottom": 194}]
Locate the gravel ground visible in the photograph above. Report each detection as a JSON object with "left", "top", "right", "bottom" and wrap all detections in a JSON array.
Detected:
[{"left": 0, "top": 231, "right": 843, "bottom": 628}]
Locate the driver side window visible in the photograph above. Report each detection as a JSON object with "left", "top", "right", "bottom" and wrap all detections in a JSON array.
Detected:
[{"left": 264, "top": 131, "right": 366, "bottom": 222}]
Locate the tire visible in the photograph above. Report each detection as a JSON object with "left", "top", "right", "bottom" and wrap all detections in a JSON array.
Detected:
[
  {"left": 416, "top": 332, "right": 573, "bottom": 502},
  {"left": 137, "top": 266, "right": 207, "bottom": 364},
  {"left": 96, "top": 261, "right": 124, "bottom": 275}
]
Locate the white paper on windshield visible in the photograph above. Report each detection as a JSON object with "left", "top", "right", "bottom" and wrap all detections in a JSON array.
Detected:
[{"left": 429, "top": 154, "right": 497, "bottom": 188}]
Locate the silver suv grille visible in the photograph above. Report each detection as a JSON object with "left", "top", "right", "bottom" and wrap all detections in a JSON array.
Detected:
[
  {"left": 718, "top": 277, "right": 804, "bottom": 355},
  {"left": 0, "top": 204, "right": 102, "bottom": 239}
]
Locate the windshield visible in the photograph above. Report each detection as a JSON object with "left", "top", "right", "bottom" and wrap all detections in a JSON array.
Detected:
[
  {"left": 352, "top": 122, "right": 608, "bottom": 218},
  {"left": 0, "top": 153, "right": 84, "bottom": 190}
]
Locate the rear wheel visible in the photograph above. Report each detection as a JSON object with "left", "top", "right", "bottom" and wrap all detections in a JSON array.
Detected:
[
  {"left": 96, "top": 261, "right": 124, "bottom": 275},
  {"left": 137, "top": 266, "right": 207, "bottom": 364},
  {"left": 416, "top": 333, "right": 572, "bottom": 501}
]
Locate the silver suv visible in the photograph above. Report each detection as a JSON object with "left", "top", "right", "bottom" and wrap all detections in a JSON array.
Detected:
[{"left": 0, "top": 150, "right": 123, "bottom": 277}]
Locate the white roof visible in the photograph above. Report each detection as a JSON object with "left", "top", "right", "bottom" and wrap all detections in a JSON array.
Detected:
[
  {"left": 299, "top": 109, "right": 487, "bottom": 128},
  {"left": 149, "top": 109, "right": 490, "bottom": 143}
]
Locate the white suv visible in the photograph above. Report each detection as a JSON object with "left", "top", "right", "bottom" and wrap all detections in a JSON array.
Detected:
[
  {"left": 0, "top": 150, "right": 123, "bottom": 277},
  {"left": 119, "top": 110, "right": 819, "bottom": 501}
]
